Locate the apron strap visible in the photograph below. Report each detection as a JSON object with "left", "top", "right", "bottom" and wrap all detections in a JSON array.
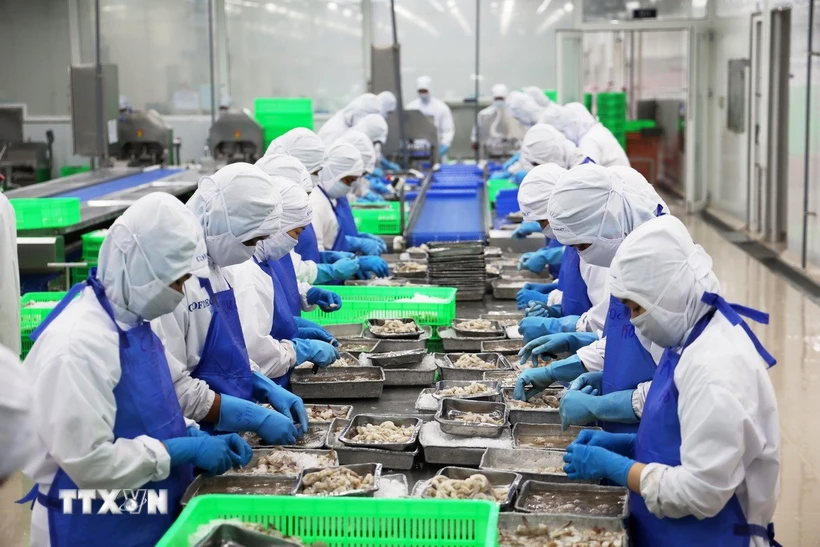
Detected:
[
  {"left": 197, "top": 276, "right": 246, "bottom": 353},
  {"left": 15, "top": 483, "right": 39, "bottom": 509},
  {"left": 701, "top": 292, "right": 777, "bottom": 368},
  {"left": 30, "top": 276, "right": 91, "bottom": 342},
  {"left": 656, "top": 204, "right": 666, "bottom": 217},
  {"left": 733, "top": 523, "right": 783, "bottom": 547}
]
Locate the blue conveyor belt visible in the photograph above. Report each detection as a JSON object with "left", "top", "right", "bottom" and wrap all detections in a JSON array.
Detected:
[
  {"left": 407, "top": 188, "right": 486, "bottom": 246},
  {"left": 52, "top": 168, "right": 184, "bottom": 202}
]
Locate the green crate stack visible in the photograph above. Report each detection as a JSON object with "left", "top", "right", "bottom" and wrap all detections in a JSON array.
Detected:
[
  {"left": 10, "top": 198, "right": 81, "bottom": 231},
  {"left": 625, "top": 119, "right": 657, "bottom": 133},
  {"left": 20, "top": 292, "right": 68, "bottom": 359},
  {"left": 597, "top": 92, "right": 627, "bottom": 149},
  {"left": 351, "top": 202, "right": 402, "bottom": 235},
  {"left": 59, "top": 165, "right": 91, "bottom": 178},
  {"left": 70, "top": 229, "right": 107, "bottom": 284},
  {"left": 544, "top": 89, "right": 558, "bottom": 103},
  {"left": 487, "top": 177, "right": 517, "bottom": 205},
  {"left": 253, "top": 97, "right": 314, "bottom": 149},
  {"left": 584, "top": 92, "right": 593, "bottom": 112}
]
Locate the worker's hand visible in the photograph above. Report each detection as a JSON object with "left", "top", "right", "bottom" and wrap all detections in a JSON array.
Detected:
[
  {"left": 513, "top": 170, "right": 528, "bottom": 185},
  {"left": 251, "top": 372, "right": 309, "bottom": 437},
  {"left": 293, "top": 317, "right": 337, "bottom": 344},
  {"left": 368, "top": 178, "right": 393, "bottom": 196},
  {"left": 562, "top": 443, "right": 634, "bottom": 486},
  {"left": 381, "top": 158, "right": 401, "bottom": 172},
  {"left": 320, "top": 250, "right": 355, "bottom": 264},
  {"left": 359, "top": 192, "right": 386, "bottom": 203},
  {"left": 345, "top": 236, "right": 382, "bottom": 256},
  {"left": 502, "top": 152, "right": 520, "bottom": 171},
  {"left": 489, "top": 171, "right": 510, "bottom": 180},
  {"left": 513, "top": 367, "right": 560, "bottom": 401},
  {"left": 560, "top": 389, "right": 638, "bottom": 431},
  {"left": 291, "top": 338, "right": 340, "bottom": 368},
  {"left": 525, "top": 302, "right": 563, "bottom": 318},
  {"left": 185, "top": 426, "right": 209, "bottom": 438},
  {"left": 572, "top": 429, "right": 636, "bottom": 457},
  {"left": 372, "top": 167, "right": 386, "bottom": 177},
  {"left": 306, "top": 287, "right": 343, "bottom": 312},
  {"left": 438, "top": 144, "right": 449, "bottom": 157},
  {"left": 512, "top": 221, "right": 541, "bottom": 240},
  {"left": 163, "top": 436, "right": 242, "bottom": 476},
  {"left": 358, "top": 233, "right": 388, "bottom": 253},
  {"left": 569, "top": 371, "right": 603, "bottom": 393},
  {"left": 518, "top": 247, "right": 564, "bottom": 274},
  {"left": 523, "top": 282, "right": 559, "bottom": 294},
  {"left": 216, "top": 395, "right": 299, "bottom": 447},
  {"left": 330, "top": 258, "right": 360, "bottom": 280},
  {"left": 356, "top": 256, "right": 390, "bottom": 279},
  {"left": 516, "top": 288, "right": 548, "bottom": 309},
  {"left": 518, "top": 332, "right": 598, "bottom": 366},
  {"left": 517, "top": 316, "right": 582, "bottom": 341},
  {"left": 213, "top": 433, "right": 253, "bottom": 466}
]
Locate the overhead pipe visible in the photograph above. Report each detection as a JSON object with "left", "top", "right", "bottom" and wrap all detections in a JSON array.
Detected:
[
  {"left": 388, "top": 0, "right": 409, "bottom": 169},
  {"left": 474, "top": 0, "right": 480, "bottom": 163},
  {"left": 801, "top": 0, "right": 816, "bottom": 269}
]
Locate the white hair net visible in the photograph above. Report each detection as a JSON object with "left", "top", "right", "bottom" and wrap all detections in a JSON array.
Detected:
[
  {"left": 609, "top": 165, "right": 669, "bottom": 215},
  {"left": 266, "top": 128, "right": 326, "bottom": 174},
  {"left": 268, "top": 175, "right": 312, "bottom": 233},
  {"left": 318, "top": 142, "right": 364, "bottom": 191},
  {"left": 187, "top": 162, "right": 283, "bottom": 266},
  {"left": 609, "top": 215, "right": 720, "bottom": 348},
  {"left": 546, "top": 164, "right": 662, "bottom": 266},
  {"left": 343, "top": 93, "right": 381, "bottom": 126},
  {"left": 520, "top": 124, "right": 586, "bottom": 169},
  {"left": 416, "top": 75, "right": 432, "bottom": 91},
  {"left": 255, "top": 153, "right": 313, "bottom": 194},
  {"left": 554, "top": 102, "right": 597, "bottom": 144},
  {"left": 538, "top": 103, "right": 564, "bottom": 128},
  {"left": 518, "top": 163, "right": 568, "bottom": 222},
  {"left": 491, "top": 84, "right": 509, "bottom": 99},
  {"left": 98, "top": 193, "right": 208, "bottom": 319},
  {"left": 378, "top": 91, "right": 397, "bottom": 117},
  {"left": 523, "top": 86, "right": 552, "bottom": 108},
  {"left": 507, "top": 91, "right": 543, "bottom": 127},
  {"left": 353, "top": 114, "right": 389, "bottom": 145},
  {"left": 339, "top": 130, "right": 376, "bottom": 173}
]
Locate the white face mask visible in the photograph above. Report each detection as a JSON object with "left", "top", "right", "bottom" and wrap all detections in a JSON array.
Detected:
[
  {"left": 325, "top": 180, "right": 351, "bottom": 199},
  {"left": 578, "top": 237, "right": 623, "bottom": 267},
  {"left": 206, "top": 232, "right": 255, "bottom": 266},
  {"left": 541, "top": 224, "right": 554, "bottom": 238},
  {"left": 493, "top": 99, "right": 505, "bottom": 109},
  {"left": 631, "top": 307, "right": 688, "bottom": 349},
  {"left": 418, "top": 92, "right": 431, "bottom": 105},
  {"left": 131, "top": 284, "right": 185, "bottom": 321},
  {"left": 255, "top": 231, "right": 298, "bottom": 262}
]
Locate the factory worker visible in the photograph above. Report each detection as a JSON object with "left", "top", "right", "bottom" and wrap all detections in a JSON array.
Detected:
[
  {"left": 310, "top": 142, "right": 389, "bottom": 279},
  {"left": 318, "top": 93, "right": 382, "bottom": 145},
  {"left": 471, "top": 83, "right": 510, "bottom": 145},
  {"left": 524, "top": 86, "right": 562, "bottom": 121},
  {"left": 0, "top": 345, "right": 31, "bottom": 484},
  {"left": 493, "top": 91, "right": 543, "bottom": 175},
  {"left": 340, "top": 129, "right": 382, "bottom": 202},
  {"left": 0, "top": 193, "right": 20, "bottom": 354},
  {"left": 378, "top": 90, "right": 397, "bottom": 117},
  {"left": 22, "top": 194, "right": 252, "bottom": 547},
  {"left": 406, "top": 75, "right": 455, "bottom": 158},
  {"left": 152, "top": 163, "right": 305, "bottom": 446},
  {"left": 563, "top": 215, "right": 780, "bottom": 547},
  {"left": 506, "top": 123, "right": 591, "bottom": 186},
  {"left": 516, "top": 165, "right": 667, "bottom": 437},
  {"left": 266, "top": 127, "right": 326, "bottom": 179},
  {"left": 555, "top": 102, "right": 630, "bottom": 167},
  {"left": 352, "top": 113, "right": 398, "bottom": 174}
]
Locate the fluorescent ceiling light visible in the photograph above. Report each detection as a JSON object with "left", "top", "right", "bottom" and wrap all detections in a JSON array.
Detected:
[
  {"left": 499, "top": 0, "right": 515, "bottom": 36},
  {"left": 536, "top": 0, "right": 552, "bottom": 14},
  {"left": 564, "top": 2, "right": 573, "bottom": 12}
]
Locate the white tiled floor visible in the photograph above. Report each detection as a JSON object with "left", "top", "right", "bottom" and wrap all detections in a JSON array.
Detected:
[{"left": 0, "top": 211, "right": 818, "bottom": 545}]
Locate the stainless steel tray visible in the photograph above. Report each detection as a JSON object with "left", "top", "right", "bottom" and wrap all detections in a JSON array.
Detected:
[
  {"left": 381, "top": 354, "right": 438, "bottom": 386},
  {"left": 438, "top": 327, "right": 505, "bottom": 352},
  {"left": 480, "top": 311, "right": 524, "bottom": 328},
  {"left": 483, "top": 370, "right": 519, "bottom": 388},
  {"left": 496, "top": 513, "right": 628, "bottom": 544},
  {"left": 336, "top": 340, "right": 380, "bottom": 356},
  {"left": 452, "top": 318, "right": 504, "bottom": 338},
  {"left": 513, "top": 480, "right": 629, "bottom": 519},
  {"left": 416, "top": 467, "right": 522, "bottom": 511},
  {"left": 367, "top": 318, "right": 423, "bottom": 339},
  {"left": 290, "top": 367, "right": 385, "bottom": 400},
  {"left": 375, "top": 473, "right": 410, "bottom": 498},
  {"left": 293, "top": 463, "right": 382, "bottom": 498},
  {"left": 440, "top": 352, "right": 509, "bottom": 382},
  {"left": 419, "top": 421, "right": 513, "bottom": 466},
  {"left": 512, "top": 422, "right": 600, "bottom": 451},
  {"left": 393, "top": 262, "right": 427, "bottom": 279},
  {"left": 433, "top": 380, "right": 501, "bottom": 401},
  {"left": 304, "top": 404, "right": 353, "bottom": 424},
  {"left": 229, "top": 448, "right": 339, "bottom": 478},
  {"left": 503, "top": 388, "right": 563, "bottom": 425},
  {"left": 339, "top": 414, "right": 422, "bottom": 451},
  {"left": 242, "top": 424, "right": 330, "bottom": 449},
  {"left": 414, "top": 388, "right": 440, "bottom": 413},
  {"left": 181, "top": 474, "right": 297, "bottom": 506},
  {"left": 492, "top": 279, "right": 526, "bottom": 299},
  {"left": 363, "top": 325, "right": 432, "bottom": 351},
  {"left": 367, "top": 348, "right": 426, "bottom": 368},
  {"left": 479, "top": 448, "right": 588, "bottom": 484},
  {"left": 505, "top": 325, "right": 523, "bottom": 340},
  {"left": 481, "top": 339, "right": 524, "bottom": 355},
  {"left": 324, "top": 323, "right": 365, "bottom": 338},
  {"left": 326, "top": 418, "right": 419, "bottom": 470},
  {"left": 193, "top": 523, "right": 306, "bottom": 546},
  {"left": 434, "top": 398, "right": 508, "bottom": 438}
]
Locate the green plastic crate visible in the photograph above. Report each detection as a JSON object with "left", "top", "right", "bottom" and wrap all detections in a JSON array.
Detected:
[
  {"left": 20, "top": 292, "right": 68, "bottom": 325},
  {"left": 544, "top": 89, "right": 558, "bottom": 102},
  {"left": 625, "top": 119, "right": 657, "bottom": 132},
  {"left": 254, "top": 97, "right": 314, "bottom": 147},
  {"left": 10, "top": 198, "right": 81, "bottom": 231},
  {"left": 303, "top": 285, "right": 457, "bottom": 327},
  {"left": 59, "top": 165, "right": 90, "bottom": 178},
  {"left": 352, "top": 202, "right": 401, "bottom": 235},
  {"left": 20, "top": 321, "right": 38, "bottom": 360},
  {"left": 157, "top": 495, "right": 499, "bottom": 547},
  {"left": 596, "top": 91, "right": 626, "bottom": 103},
  {"left": 584, "top": 92, "right": 593, "bottom": 111},
  {"left": 487, "top": 178, "right": 517, "bottom": 204},
  {"left": 254, "top": 97, "right": 314, "bottom": 115},
  {"left": 81, "top": 229, "right": 108, "bottom": 262}
]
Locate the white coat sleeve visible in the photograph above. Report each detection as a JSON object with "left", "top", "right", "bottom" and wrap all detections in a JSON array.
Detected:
[
  {"left": 439, "top": 103, "right": 456, "bottom": 147},
  {"left": 309, "top": 191, "right": 338, "bottom": 252},
  {"left": 577, "top": 337, "right": 605, "bottom": 372},
  {"left": 228, "top": 263, "right": 296, "bottom": 379},
  {"left": 0, "top": 345, "right": 32, "bottom": 478},
  {"left": 290, "top": 250, "right": 318, "bottom": 284},
  {"left": 576, "top": 262, "right": 610, "bottom": 333},
  {"left": 298, "top": 281, "right": 317, "bottom": 312},
  {"left": 578, "top": 134, "right": 604, "bottom": 164},
  {"left": 631, "top": 381, "right": 652, "bottom": 419},
  {"left": 0, "top": 195, "right": 20, "bottom": 355},
  {"left": 151, "top": 305, "right": 216, "bottom": 423},
  {"left": 547, "top": 289, "right": 563, "bottom": 306},
  {"left": 32, "top": 342, "right": 170, "bottom": 489}
]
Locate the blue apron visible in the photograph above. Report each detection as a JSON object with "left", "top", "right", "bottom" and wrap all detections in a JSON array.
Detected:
[
  {"left": 557, "top": 246, "right": 592, "bottom": 316},
  {"left": 191, "top": 277, "right": 253, "bottom": 404},
  {"left": 630, "top": 292, "right": 779, "bottom": 547},
  {"left": 599, "top": 295, "right": 658, "bottom": 433},
  {"left": 546, "top": 237, "right": 563, "bottom": 278},
  {"left": 276, "top": 252, "right": 302, "bottom": 317},
  {"left": 254, "top": 257, "right": 300, "bottom": 389},
  {"left": 23, "top": 273, "right": 191, "bottom": 547},
  {"left": 294, "top": 224, "right": 321, "bottom": 263},
  {"left": 334, "top": 196, "right": 360, "bottom": 238}
]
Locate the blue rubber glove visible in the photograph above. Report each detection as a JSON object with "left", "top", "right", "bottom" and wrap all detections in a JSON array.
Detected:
[
  {"left": 359, "top": 192, "right": 386, "bottom": 203},
  {"left": 513, "top": 355, "right": 588, "bottom": 401},
  {"left": 381, "top": 157, "right": 401, "bottom": 172},
  {"left": 516, "top": 289, "right": 548, "bottom": 309},
  {"left": 314, "top": 258, "right": 359, "bottom": 284},
  {"left": 559, "top": 389, "right": 638, "bottom": 431},
  {"left": 519, "top": 332, "right": 598, "bottom": 364},
  {"left": 320, "top": 250, "right": 355, "bottom": 264},
  {"left": 526, "top": 302, "right": 563, "bottom": 318},
  {"left": 372, "top": 166, "right": 385, "bottom": 177},
  {"left": 252, "top": 371, "right": 309, "bottom": 436},
  {"left": 291, "top": 338, "right": 341, "bottom": 367},
  {"left": 345, "top": 236, "right": 382, "bottom": 256},
  {"left": 358, "top": 233, "right": 388, "bottom": 253},
  {"left": 512, "top": 221, "right": 541, "bottom": 240},
  {"left": 356, "top": 256, "right": 390, "bottom": 279},
  {"left": 524, "top": 282, "right": 559, "bottom": 294},
  {"left": 518, "top": 247, "right": 564, "bottom": 274},
  {"left": 368, "top": 179, "right": 392, "bottom": 195},
  {"left": 307, "top": 287, "right": 343, "bottom": 312},
  {"left": 216, "top": 394, "right": 299, "bottom": 446},
  {"left": 438, "top": 143, "right": 449, "bottom": 157},
  {"left": 513, "top": 170, "right": 528, "bottom": 185},
  {"left": 569, "top": 371, "right": 603, "bottom": 393},
  {"left": 489, "top": 171, "right": 510, "bottom": 180},
  {"left": 163, "top": 436, "right": 242, "bottom": 476},
  {"left": 572, "top": 429, "right": 636, "bottom": 457},
  {"left": 502, "top": 152, "right": 520, "bottom": 171},
  {"left": 292, "top": 316, "right": 337, "bottom": 344},
  {"left": 213, "top": 433, "right": 253, "bottom": 466},
  {"left": 562, "top": 442, "right": 635, "bottom": 486},
  {"left": 186, "top": 426, "right": 209, "bottom": 438},
  {"left": 517, "top": 316, "right": 581, "bottom": 340}
]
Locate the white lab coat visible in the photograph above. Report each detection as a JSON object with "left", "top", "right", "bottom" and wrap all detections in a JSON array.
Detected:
[
  {"left": 578, "top": 123, "right": 630, "bottom": 167},
  {"left": 638, "top": 312, "right": 779, "bottom": 544},
  {"left": 0, "top": 344, "right": 32, "bottom": 480},
  {"left": 406, "top": 97, "right": 455, "bottom": 147},
  {"left": 309, "top": 189, "right": 341, "bottom": 252},
  {"left": 0, "top": 194, "right": 20, "bottom": 354},
  {"left": 25, "top": 289, "right": 171, "bottom": 547},
  {"left": 290, "top": 250, "right": 318, "bottom": 284},
  {"left": 317, "top": 113, "right": 350, "bottom": 146}
]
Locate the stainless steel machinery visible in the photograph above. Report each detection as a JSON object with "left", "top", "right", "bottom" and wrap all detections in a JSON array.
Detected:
[
  {"left": 0, "top": 106, "right": 53, "bottom": 188},
  {"left": 113, "top": 110, "right": 173, "bottom": 166},
  {"left": 208, "top": 109, "right": 263, "bottom": 163}
]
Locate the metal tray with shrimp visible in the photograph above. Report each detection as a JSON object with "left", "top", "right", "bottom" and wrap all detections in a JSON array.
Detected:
[
  {"left": 512, "top": 423, "right": 601, "bottom": 451},
  {"left": 292, "top": 463, "right": 382, "bottom": 498},
  {"left": 434, "top": 398, "right": 509, "bottom": 438},
  {"left": 325, "top": 418, "right": 419, "bottom": 470},
  {"left": 452, "top": 318, "right": 504, "bottom": 338},
  {"left": 338, "top": 414, "right": 422, "bottom": 451},
  {"left": 289, "top": 367, "right": 385, "bottom": 399},
  {"left": 439, "top": 352, "right": 510, "bottom": 381}
]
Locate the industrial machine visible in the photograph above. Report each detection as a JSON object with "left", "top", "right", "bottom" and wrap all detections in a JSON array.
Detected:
[
  {"left": 0, "top": 106, "right": 54, "bottom": 188},
  {"left": 208, "top": 109, "right": 263, "bottom": 163},
  {"left": 476, "top": 108, "right": 524, "bottom": 160},
  {"left": 113, "top": 109, "right": 173, "bottom": 166}
]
